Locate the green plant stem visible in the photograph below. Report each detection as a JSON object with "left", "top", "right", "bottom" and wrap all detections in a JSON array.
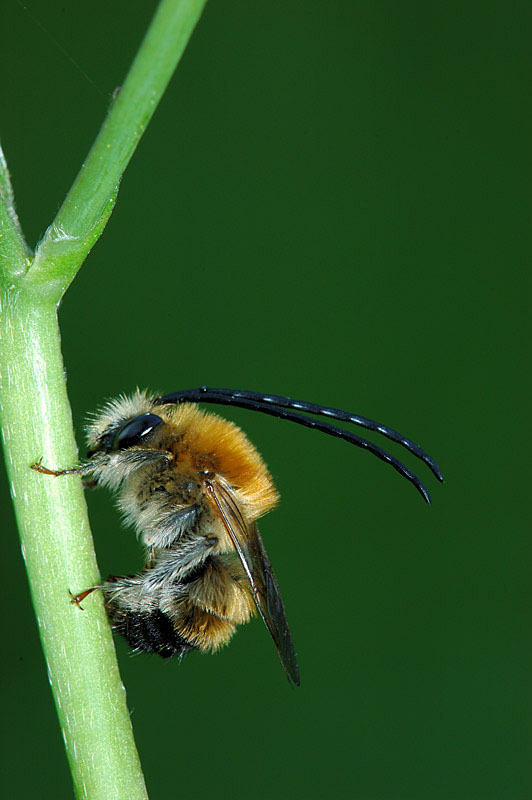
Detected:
[
  {"left": 0, "top": 290, "right": 148, "bottom": 799},
  {"left": 28, "top": 0, "right": 207, "bottom": 301},
  {"left": 0, "top": 145, "right": 31, "bottom": 277},
  {"left": 0, "top": 1, "right": 208, "bottom": 796}
]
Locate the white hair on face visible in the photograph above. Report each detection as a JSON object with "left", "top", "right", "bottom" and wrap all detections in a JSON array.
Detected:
[{"left": 85, "top": 389, "right": 158, "bottom": 447}]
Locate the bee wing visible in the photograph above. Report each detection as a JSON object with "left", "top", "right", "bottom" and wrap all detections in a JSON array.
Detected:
[{"left": 204, "top": 476, "right": 300, "bottom": 687}]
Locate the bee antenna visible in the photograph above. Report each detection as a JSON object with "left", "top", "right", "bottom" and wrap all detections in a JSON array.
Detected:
[{"left": 155, "top": 388, "right": 442, "bottom": 504}]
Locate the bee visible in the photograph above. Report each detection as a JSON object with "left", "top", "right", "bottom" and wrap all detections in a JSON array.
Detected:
[{"left": 33, "top": 386, "right": 443, "bottom": 686}]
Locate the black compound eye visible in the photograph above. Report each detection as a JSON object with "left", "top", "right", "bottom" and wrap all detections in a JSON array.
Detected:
[{"left": 111, "top": 413, "right": 164, "bottom": 452}]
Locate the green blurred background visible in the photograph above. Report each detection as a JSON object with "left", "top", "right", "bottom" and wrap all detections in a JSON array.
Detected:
[{"left": 1, "top": 1, "right": 530, "bottom": 797}]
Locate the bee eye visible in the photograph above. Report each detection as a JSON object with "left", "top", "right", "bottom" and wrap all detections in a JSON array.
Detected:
[{"left": 110, "top": 413, "right": 164, "bottom": 452}]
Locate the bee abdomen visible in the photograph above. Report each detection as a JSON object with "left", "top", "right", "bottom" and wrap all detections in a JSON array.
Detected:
[{"left": 114, "top": 608, "right": 196, "bottom": 659}]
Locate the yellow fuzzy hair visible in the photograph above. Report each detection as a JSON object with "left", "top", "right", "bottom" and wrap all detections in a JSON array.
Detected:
[{"left": 160, "top": 402, "right": 280, "bottom": 522}]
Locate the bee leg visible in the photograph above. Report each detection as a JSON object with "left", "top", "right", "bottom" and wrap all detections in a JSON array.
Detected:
[
  {"left": 31, "top": 457, "right": 96, "bottom": 478},
  {"left": 69, "top": 586, "right": 98, "bottom": 610},
  {"left": 31, "top": 458, "right": 67, "bottom": 476},
  {"left": 98, "top": 576, "right": 196, "bottom": 658}
]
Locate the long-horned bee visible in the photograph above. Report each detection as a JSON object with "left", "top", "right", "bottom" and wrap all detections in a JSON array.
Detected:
[{"left": 33, "top": 387, "right": 443, "bottom": 686}]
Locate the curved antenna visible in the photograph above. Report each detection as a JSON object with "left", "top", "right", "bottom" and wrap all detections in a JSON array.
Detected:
[
  {"left": 155, "top": 387, "right": 443, "bottom": 504},
  {"left": 158, "top": 387, "right": 443, "bottom": 483}
]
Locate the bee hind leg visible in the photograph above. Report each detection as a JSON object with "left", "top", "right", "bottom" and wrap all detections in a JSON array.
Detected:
[
  {"left": 113, "top": 607, "right": 195, "bottom": 658},
  {"left": 101, "top": 579, "right": 196, "bottom": 659},
  {"left": 69, "top": 586, "right": 99, "bottom": 610}
]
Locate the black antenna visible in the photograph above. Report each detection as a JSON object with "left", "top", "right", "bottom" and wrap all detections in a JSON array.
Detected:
[{"left": 155, "top": 387, "right": 443, "bottom": 504}]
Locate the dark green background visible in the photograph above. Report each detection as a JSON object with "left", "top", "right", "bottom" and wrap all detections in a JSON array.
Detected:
[{"left": 1, "top": 1, "right": 530, "bottom": 798}]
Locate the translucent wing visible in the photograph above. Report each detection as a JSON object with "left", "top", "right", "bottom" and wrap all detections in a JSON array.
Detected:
[{"left": 204, "top": 476, "right": 300, "bottom": 687}]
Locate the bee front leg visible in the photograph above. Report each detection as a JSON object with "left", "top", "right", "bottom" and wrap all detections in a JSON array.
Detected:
[{"left": 31, "top": 457, "right": 96, "bottom": 478}]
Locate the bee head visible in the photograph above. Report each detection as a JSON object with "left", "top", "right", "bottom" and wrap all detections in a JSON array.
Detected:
[
  {"left": 86, "top": 390, "right": 166, "bottom": 459},
  {"left": 87, "top": 413, "right": 164, "bottom": 458}
]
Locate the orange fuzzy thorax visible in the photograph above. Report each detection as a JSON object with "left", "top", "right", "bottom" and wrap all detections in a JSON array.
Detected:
[{"left": 159, "top": 402, "right": 280, "bottom": 523}]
